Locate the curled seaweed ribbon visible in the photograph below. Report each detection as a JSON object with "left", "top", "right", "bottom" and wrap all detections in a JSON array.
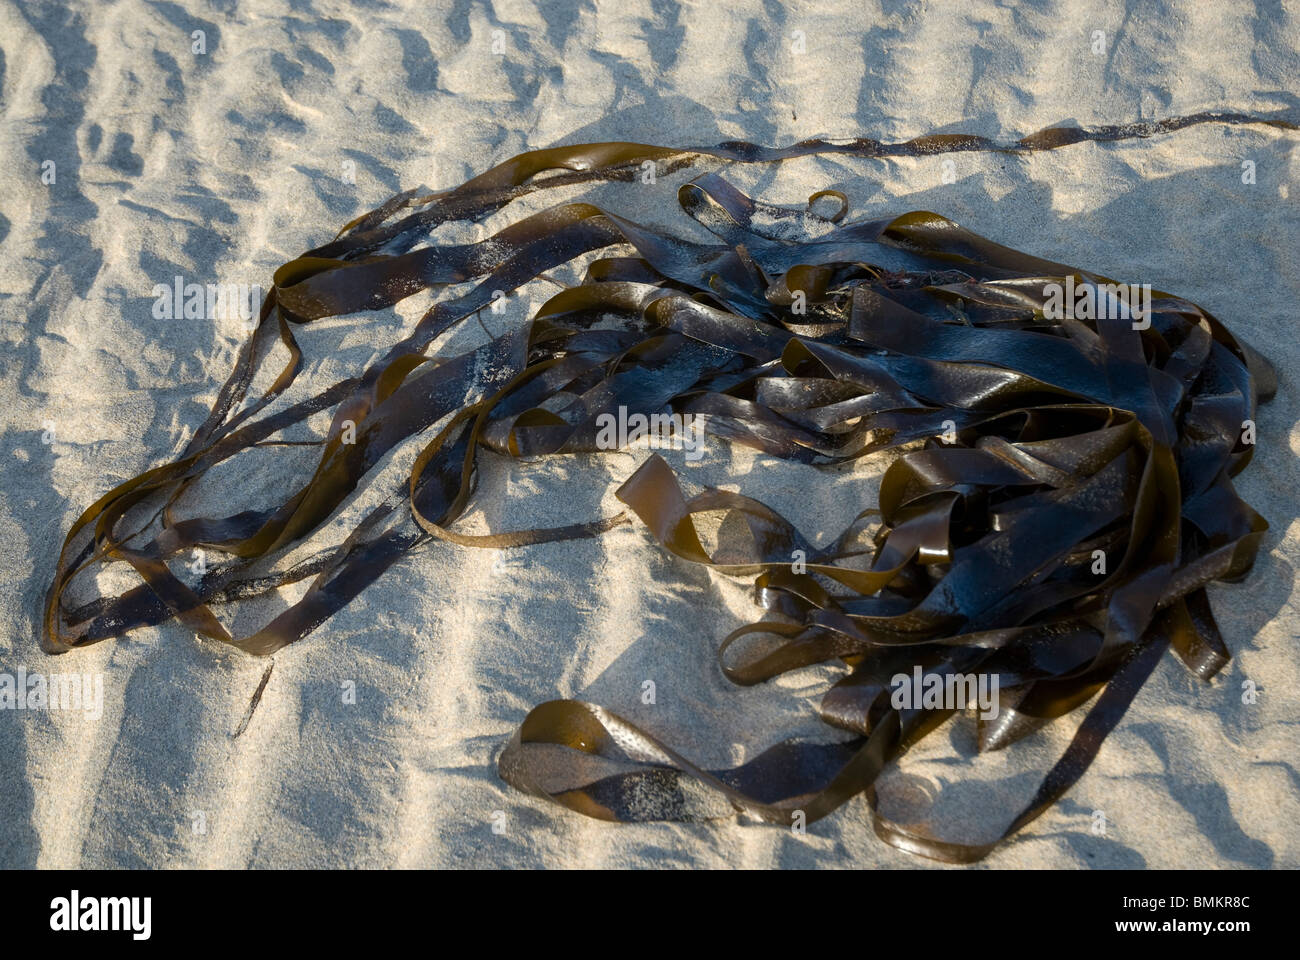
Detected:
[{"left": 45, "top": 118, "right": 1281, "bottom": 861}]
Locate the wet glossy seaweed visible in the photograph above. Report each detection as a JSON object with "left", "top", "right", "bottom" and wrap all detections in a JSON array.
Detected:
[{"left": 45, "top": 119, "right": 1282, "bottom": 861}]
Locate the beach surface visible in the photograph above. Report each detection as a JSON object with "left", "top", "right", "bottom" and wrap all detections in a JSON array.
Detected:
[{"left": 1, "top": 0, "right": 1297, "bottom": 868}]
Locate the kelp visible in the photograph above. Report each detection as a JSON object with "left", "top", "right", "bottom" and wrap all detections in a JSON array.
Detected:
[{"left": 44, "top": 117, "right": 1282, "bottom": 862}]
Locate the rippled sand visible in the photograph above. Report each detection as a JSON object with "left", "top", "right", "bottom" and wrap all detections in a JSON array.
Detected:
[{"left": 1, "top": 0, "right": 1297, "bottom": 868}]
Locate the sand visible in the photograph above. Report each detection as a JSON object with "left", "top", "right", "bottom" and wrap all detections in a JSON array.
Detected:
[{"left": 1, "top": 0, "right": 1297, "bottom": 869}]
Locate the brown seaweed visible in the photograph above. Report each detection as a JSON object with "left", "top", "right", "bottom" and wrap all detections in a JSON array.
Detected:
[{"left": 44, "top": 117, "right": 1283, "bottom": 862}]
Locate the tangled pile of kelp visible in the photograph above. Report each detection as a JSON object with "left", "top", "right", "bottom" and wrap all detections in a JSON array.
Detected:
[{"left": 46, "top": 122, "right": 1279, "bottom": 862}]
